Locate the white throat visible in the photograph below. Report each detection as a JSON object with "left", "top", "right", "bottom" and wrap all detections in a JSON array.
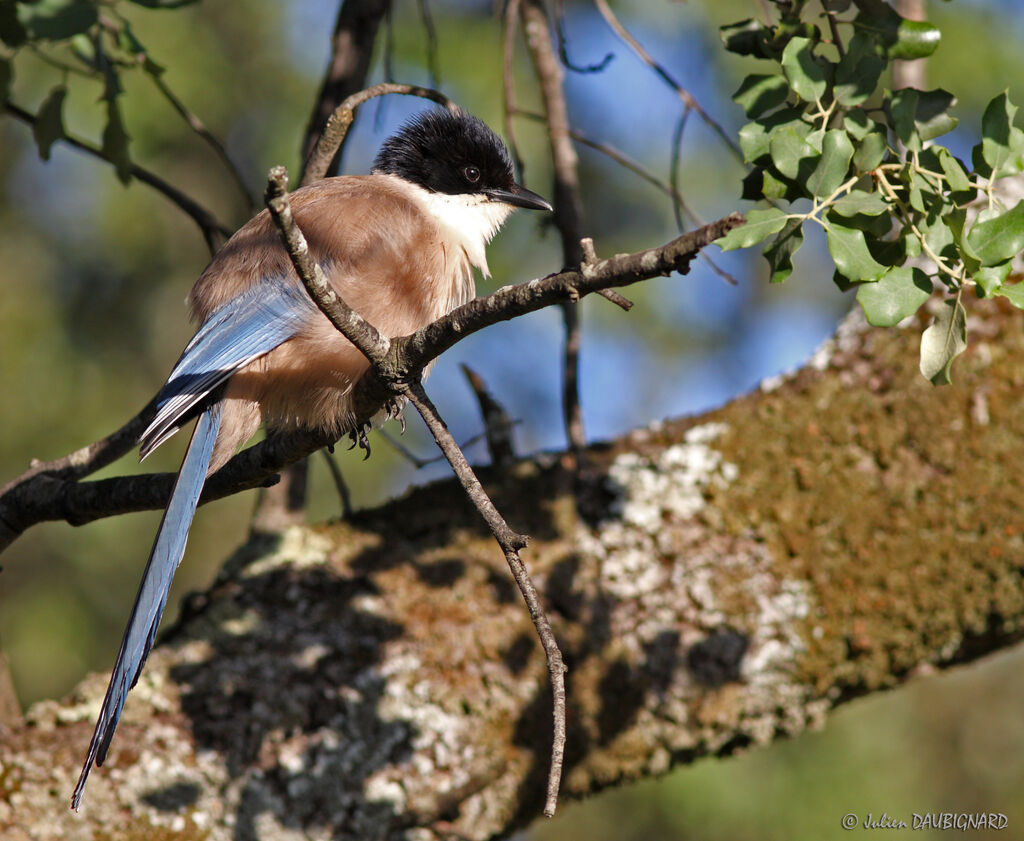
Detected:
[{"left": 402, "top": 181, "right": 515, "bottom": 277}]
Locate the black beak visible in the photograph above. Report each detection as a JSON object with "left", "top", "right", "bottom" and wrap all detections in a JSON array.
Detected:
[{"left": 486, "top": 184, "right": 553, "bottom": 212}]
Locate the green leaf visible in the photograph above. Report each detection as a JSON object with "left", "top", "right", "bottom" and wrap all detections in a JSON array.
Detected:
[
  {"left": 919, "top": 299, "right": 967, "bottom": 385},
  {"left": 944, "top": 208, "right": 981, "bottom": 274},
  {"left": 732, "top": 74, "right": 789, "bottom": 119},
  {"left": 715, "top": 208, "right": 788, "bottom": 251},
  {"left": 834, "top": 32, "right": 885, "bottom": 107},
  {"left": 973, "top": 262, "right": 1011, "bottom": 297},
  {"left": 17, "top": 0, "right": 97, "bottom": 40},
  {"left": 977, "top": 92, "right": 1024, "bottom": 179},
  {"left": 914, "top": 90, "right": 959, "bottom": 142},
  {"left": 888, "top": 88, "right": 957, "bottom": 152},
  {"left": 764, "top": 218, "right": 804, "bottom": 284},
  {"left": 780, "top": 36, "right": 827, "bottom": 104},
  {"left": 826, "top": 222, "right": 887, "bottom": 281},
  {"left": 853, "top": 2, "right": 939, "bottom": 59},
  {"left": 966, "top": 200, "right": 1024, "bottom": 266},
  {"left": 102, "top": 99, "right": 132, "bottom": 185},
  {"left": 0, "top": 2, "right": 27, "bottom": 47},
  {"left": 920, "top": 214, "right": 956, "bottom": 265},
  {"left": 720, "top": 19, "right": 771, "bottom": 58},
  {"left": 937, "top": 148, "right": 974, "bottom": 196},
  {"left": 857, "top": 266, "right": 931, "bottom": 327},
  {"left": 769, "top": 123, "right": 819, "bottom": 180},
  {"left": 738, "top": 107, "right": 804, "bottom": 163},
  {"left": 852, "top": 129, "right": 888, "bottom": 171},
  {"left": 828, "top": 207, "right": 892, "bottom": 239},
  {"left": 889, "top": 19, "right": 941, "bottom": 60},
  {"left": 844, "top": 109, "right": 872, "bottom": 141},
  {"left": 806, "top": 129, "right": 854, "bottom": 198},
  {"left": 995, "top": 282, "right": 1024, "bottom": 309},
  {"left": 831, "top": 190, "right": 889, "bottom": 217},
  {"left": 903, "top": 230, "right": 921, "bottom": 259},
  {"left": 32, "top": 85, "right": 66, "bottom": 161}
]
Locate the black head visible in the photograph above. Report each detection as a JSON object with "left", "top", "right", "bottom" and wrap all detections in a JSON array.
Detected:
[{"left": 374, "top": 108, "right": 552, "bottom": 211}]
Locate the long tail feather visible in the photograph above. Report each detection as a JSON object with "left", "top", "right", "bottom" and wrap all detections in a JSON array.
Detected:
[{"left": 72, "top": 403, "right": 223, "bottom": 810}]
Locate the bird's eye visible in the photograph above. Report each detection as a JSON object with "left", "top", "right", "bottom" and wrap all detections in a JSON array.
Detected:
[{"left": 463, "top": 166, "right": 481, "bottom": 183}]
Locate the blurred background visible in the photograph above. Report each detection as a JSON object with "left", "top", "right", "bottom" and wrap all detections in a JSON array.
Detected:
[{"left": 1, "top": 0, "right": 1022, "bottom": 838}]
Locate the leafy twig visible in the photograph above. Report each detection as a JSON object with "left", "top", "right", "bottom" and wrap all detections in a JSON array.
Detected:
[{"left": 4, "top": 101, "right": 231, "bottom": 252}]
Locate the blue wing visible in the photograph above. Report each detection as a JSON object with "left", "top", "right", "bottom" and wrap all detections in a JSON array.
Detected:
[
  {"left": 139, "top": 277, "right": 316, "bottom": 459},
  {"left": 73, "top": 402, "right": 222, "bottom": 810}
]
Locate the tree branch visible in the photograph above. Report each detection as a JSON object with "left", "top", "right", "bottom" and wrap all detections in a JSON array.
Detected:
[
  {"left": 300, "top": 0, "right": 393, "bottom": 179},
  {"left": 5, "top": 301, "right": 1024, "bottom": 838},
  {"left": 521, "top": 0, "right": 588, "bottom": 461},
  {"left": 301, "top": 82, "right": 457, "bottom": 186},
  {"left": 0, "top": 214, "right": 740, "bottom": 550}
]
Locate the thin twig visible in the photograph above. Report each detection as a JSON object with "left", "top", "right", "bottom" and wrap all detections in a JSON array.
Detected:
[
  {"left": 0, "top": 397, "right": 156, "bottom": 499},
  {"left": 670, "top": 108, "right": 692, "bottom": 232},
  {"left": 592, "top": 0, "right": 743, "bottom": 162},
  {"left": 265, "top": 167, "right": 391, "bottom": 362},
  {"left": 417, "top": 0, "right": 442, "bottom": 87},
  {"left": 516, "top": 107, "right": 738, "bottom": 285},
  {"left": 147, "top": 71, "right": 256, "bottom": 213},
  {"left": 4, "top": 102, "right": 231, "bottom": 253},
  {"left": 378, "top": 425, "right": 522, "bottom": 469},
  {"left": 520, "top": 0, "right": 587, "bottom": 462},
  {"left": 300, "top": 0, "right": 392, "bottom": 178},
  {"left": 553, "top": 0, "right": 613, "bottom": 74},
  {"left": 502, "top": 0, "right": 526, "bottom": 180},
  {"left": 301, "top": 82, "right": 458, "bottom": 186},
  {"left": 461, "top": 365, "right": 517, "bottom": 468},
  {"left": 403, "top": 382, "right": 566, "bottom": 817},
  {"left": 825, "top": 9, "right": 846, "bottom": 59},
  {"left": 265, "top": 167, "right": 567, "bottom": 815},
  {"left": 320, "top": 449, "right": 354, "bottom": 519},
  {"left": 513, "top": 107, "right": 701, "bottom": 227}
]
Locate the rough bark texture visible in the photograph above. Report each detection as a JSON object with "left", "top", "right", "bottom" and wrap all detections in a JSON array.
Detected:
[{"left": 3, "top": 300, "right": 1024, "bottom": 840}]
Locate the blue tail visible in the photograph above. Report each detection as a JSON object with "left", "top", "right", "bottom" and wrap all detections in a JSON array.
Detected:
[{"left": 72, "top": 403, "right": 223, "bottom": 810}]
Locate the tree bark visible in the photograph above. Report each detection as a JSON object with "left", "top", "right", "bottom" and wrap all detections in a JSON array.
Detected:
[{"left": 2, "top": 300, "right": 1023, "bottom": 840}]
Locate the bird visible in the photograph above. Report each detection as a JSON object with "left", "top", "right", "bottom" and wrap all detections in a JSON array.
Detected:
[{"left": 71, "top": 107, "right": 552, "bottom": 810}]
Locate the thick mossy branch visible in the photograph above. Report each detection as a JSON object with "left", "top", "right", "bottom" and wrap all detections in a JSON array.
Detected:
[{"left": 3, "top": 300, "right": 1023, "bottom": 840}]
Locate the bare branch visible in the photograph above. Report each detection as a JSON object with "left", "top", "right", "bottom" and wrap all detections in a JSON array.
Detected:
[
  {"left": 300, "top": 0, "right": 392, "bottom": 178},
  {"left": 147, "top": 71, "right": 257, "bottom": 214},
  {"left": 320, "top": 449, "right": 354, "bottom": 519},
  {"left": 416, "top": 0, "right": 441, "bottom": 87},
  {"left": 4, "top": 102, "right": 232, "bottom": 253},
  {"left": 520, "top": 0, "right": 587, "bottom": 461},
  {"left": 267, "top": 167, "right": 568, "bottom": 814},
  {"left": 402, "top": 382, "right": 566, "bottom": 816},
  {"left": 461, "top": 365, "right": 517, "bottom": 468},
  {"left": 248, "top": 459, "right": 308, "bottom": 535},
  {"left": 264, "top": 166, "right": 390, "bottom": 363},
  {"left": 513, "top": 107, "right": 701, "bottom": 227},
  {"left": 553, "top": 0, "right": 613, "bottom": 74},
  {"left": 0, "top": 215, "right": 741, "bottom": 549},
  {"left": 592, "top": 0, "right": 743, "bottom": 162},
  {"left": 502, "top": 0, "right": 526, "bottom": 180},
  {"left": 301, "top": 83, "right": 457, "bottom": 186}
]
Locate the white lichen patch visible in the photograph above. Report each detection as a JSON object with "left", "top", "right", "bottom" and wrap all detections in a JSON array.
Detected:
[
  {"left": 581, "top": 421, "right": 820, "bottom": 756},
  {"left": 243, "top": 525, "right": 333, "bottom": 578},
  {"left": 589, "top": 422, "right": 737, "bottom": 601}
]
